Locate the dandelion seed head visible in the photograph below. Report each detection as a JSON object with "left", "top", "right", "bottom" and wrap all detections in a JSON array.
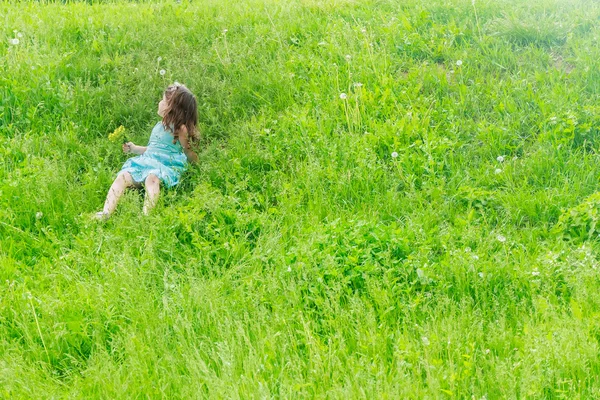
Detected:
[
  {"left": 36, "top": 212, "right": 43, "bottom": 220},
  {"left": 17, "top": 32, "right": 23, "bottom": 38},
  {"left": 532, "top": 270, "right": 540, "bottom": 276},
  {"left": 496, "top": 235, "right": 506, "bottom": 243},
  {"left": 223, "top": 28, "right": 228, "bottom": 34},
  {"left": 159, "top": 69, "right": 166, "bottom": 76},
  {"left": 494, "top": 168, "right": 502, "bottom": 174},
  {"left": 353, "top": 82, "right": 363, "bottom": 88},
  {"left": 422, "top": 336, "right": 430, "bottom": 346},
  {"left": 339, "top": 93, "right": 347, "bottom": 100},
  {"left": 9, "top": 38, "right": 19, "bottom": 45},
  {"left": 497, "top": 155, "right": 505, "bottom": 163},
  {"left": 456, "top": 59, "right": 463, "bottom": 66},
  {"left": 391, "top": 151, "right": 399, "bottom": 158},
  {"left": 478, "top": 272, "right": 484, "bottom": 278},
  {"left": 157, "top": 56, "right": 162, "bottom": 62},
  {"left": 361, "top": 28, "right": 367, "bottom": 33},
  {"left": 287, "top": 266, "right": 292, "bottom": 272},
  {"left": 345, "top": 54, "right": 352, "bottom": 61}
]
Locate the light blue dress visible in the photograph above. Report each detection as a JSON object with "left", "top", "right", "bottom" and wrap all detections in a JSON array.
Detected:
[{"left": 119, "top": 122, "right": 187, "bottom": 188}]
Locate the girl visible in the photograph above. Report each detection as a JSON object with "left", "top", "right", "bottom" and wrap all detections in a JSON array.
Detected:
[{"left": 96, "top": 83, "right": 199, "bottom": 220}]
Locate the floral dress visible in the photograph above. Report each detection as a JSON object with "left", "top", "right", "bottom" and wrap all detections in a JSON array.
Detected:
[{"left": 119, "top": 122, "right": 187, "bottom": 188}]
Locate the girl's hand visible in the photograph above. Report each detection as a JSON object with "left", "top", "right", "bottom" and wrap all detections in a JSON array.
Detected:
[{"left": 123, "top": 142, "right": 134, "bottom": 153}]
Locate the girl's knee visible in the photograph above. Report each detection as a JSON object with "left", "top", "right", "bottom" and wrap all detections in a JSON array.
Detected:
[
  {"left": 118, "top": 171, "right": 133, "bottom": 184},
  {"left": 145, "top": 174, "right": 160, "bottom": 186}
]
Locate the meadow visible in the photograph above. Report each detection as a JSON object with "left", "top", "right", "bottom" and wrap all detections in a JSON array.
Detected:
[{"left": 1, "top": 0, "right": 600, "bottom": 397}]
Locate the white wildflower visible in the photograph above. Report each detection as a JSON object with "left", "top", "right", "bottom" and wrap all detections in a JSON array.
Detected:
[
  {"left": 391, "top": 151, "right": 399, "bottom": 158},
  {"left": 494, "top": 168, "right": 502, "bottom": 174},
  {"left": 35, "top": 212, "right": 43, "bottom": 220},
  {"left": 497, "top": 155, "right": 504, "bottom": 163},
  {"left": 353, "top": 82, "right": 363, "bottom": 88},
  {"left": 422, "top": 336, "right": 430, "bottom": 346},
  {"left": 532, "top": 270, "right": 540, "bottom": 276},
  {"left": 339, "top": 93, "right": 347, "bottom": 100},
  {"left": 287, "top": 266, "right": 292, "bottom": 272},
  {"left": 17, "top": 32, "right": 23, "bottom": 38},
  {"left": 159, "top": 69, "right": 166, "bottom": 76},
  {"left": 485, "top": 349, "right": 490, "bottom": 354},
  {"left": 318, "top": 41, "right": 327, "bottom": 46},
  {"left": 496, "top": 235, "right": 506, "bottom": 243},
  {"left": 473, "top": 254, "right": 479, "bottom": 260},
  {"left": 345, "top": 54, "right": 352, "bottom": 61},
  {"left": 478, "top": 272, "right": 484, "bottom": 278},
  {"left": 9, "top": 38, "right": 19, "bottom": 45},
  {"left": 222, "top": 29, "right": 228, "bottom": 34},
  {"left": 361, "top": 28, "right": 367, "bottom": 33},
  {"left": 157, "top": 56, "right": 162, "bottom": 62},
  {"left": 465, "top": 247, "right": 472, "bottom": 253},
  {"left": 456, "top": 59, "right": 463, "bottom": 66}
]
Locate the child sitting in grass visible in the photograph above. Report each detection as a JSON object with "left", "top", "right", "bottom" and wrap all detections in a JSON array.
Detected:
[{"left": 95, "top": 82, "right": 199, "bottom": 220}]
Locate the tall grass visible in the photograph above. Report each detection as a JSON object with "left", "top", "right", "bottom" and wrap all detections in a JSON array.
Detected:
[{"left": 1, "top": 0, "right": 600, "bottom": 397}]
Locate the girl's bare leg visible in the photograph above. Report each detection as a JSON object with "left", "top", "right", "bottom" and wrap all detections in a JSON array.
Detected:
[
  {"left": 143, "top": 174, "right": 160, "bottom": 215},
  {"left": 99, "top": 172, "right": 137, "bottom": 218}
]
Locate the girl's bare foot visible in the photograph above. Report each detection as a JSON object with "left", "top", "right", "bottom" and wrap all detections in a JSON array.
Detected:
[{"left": 94, "top": 211, "right": 110, "bottom": 221}]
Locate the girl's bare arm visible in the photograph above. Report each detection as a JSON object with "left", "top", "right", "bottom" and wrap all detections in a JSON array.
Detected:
[
  {"left": 123, "top": 142, "right": 147, "bottom": 155},
  {"left": 179, "top": 126, "right": 198, "bottom": 164}
]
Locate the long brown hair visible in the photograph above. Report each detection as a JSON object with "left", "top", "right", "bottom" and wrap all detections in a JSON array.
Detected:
[{"left": 162, "top": 83, "right": 198, "bottom": 145}]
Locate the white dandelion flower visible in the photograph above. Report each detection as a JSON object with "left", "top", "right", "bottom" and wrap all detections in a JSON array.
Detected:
[
  {"left": 345, "top": 54, "right": 352, "bottom": 61},
  {"left": 391, "top": 151, "right": 399, "bottom": 158},
  {"left": 485, "top": 349, "right": 490, "bottom": 354},
  {"left": 422, "top": 336, "right": 430, "bottom": 346},
  {"left": 497, "top": 155, "right": 504, "bottom": 163},
  {"left": 353, "top": 82, "right": 363, "bottom": 88},
  {"left": 287, "top": 266, "right": 292, "bottom": 272},
  {"left": 496, "top": 235, "right": 506, "bottom": 243},
  {"left": 159, "top": 69, "right": 166, "bottom": 76},
  {"left": 478, "top": 272, "right": 484, "bottom": 278},
  {"left": 17, "top": 32, "right": 23, "bottom": 38},
  {"left": 35, "top": 212, "right": 43, "bottom": 220},
  {"left": 465, "top": 247, "right": 472, "bottom": 253},
  {"left": 472, "top": 254, "right": 479, "bottom": 261},
  {"left": 339, "top": 93, "right": 347, "bottom": 100},
  {"left": 531, "top": 270, "right": 540, "bottom": 276},
  {"left": 223, "top": 28, "right": 228, "bottom": 34},
  {"left": 456, "top": 59, "right": 463, "bottom": 66},
  {"left": 9, "top": 38, "right": 19, "bottom": 45},
  {"left": 361, "top": 28, "right": 367, "bottom": 33},
  {"left": 157, "top": 56, "right": 162, "bottom": 62},
  {"left": 494, "top": 168, "right": 502, "bottom": 174}
]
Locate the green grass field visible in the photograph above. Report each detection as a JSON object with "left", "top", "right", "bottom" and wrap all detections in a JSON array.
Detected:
[{"left": 2, "top": 0, "right": 600, "bottom": 397}]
